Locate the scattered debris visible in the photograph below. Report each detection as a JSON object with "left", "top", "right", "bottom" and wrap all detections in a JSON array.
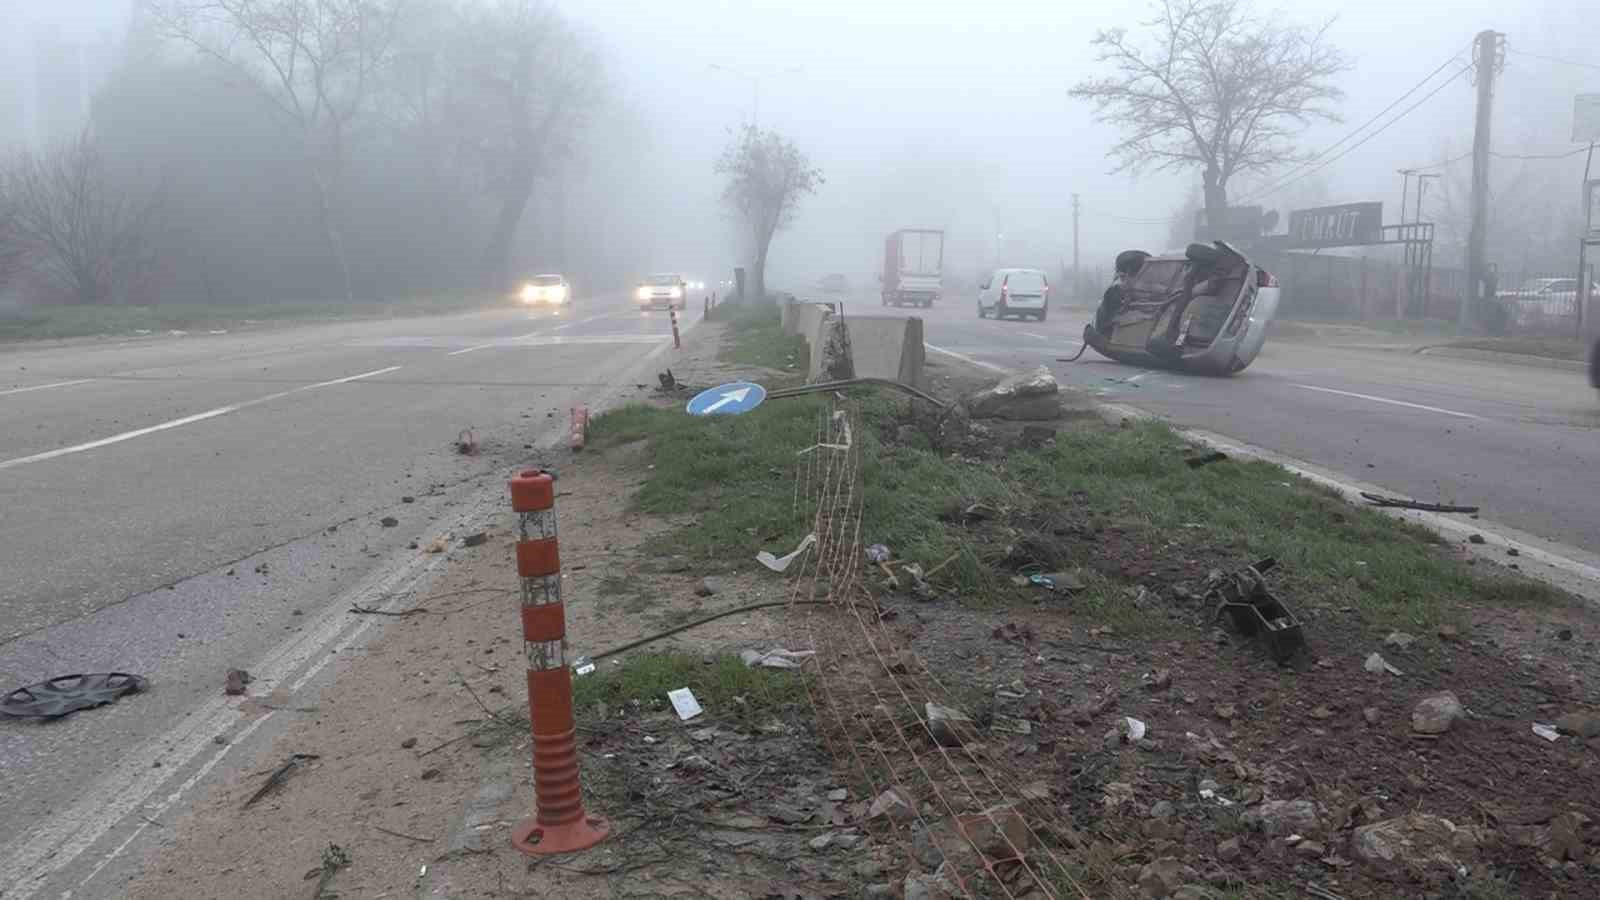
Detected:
[
  {"left": 1243, "top": 800, "right": 1321, "bottom": 837},
  {"left": 455, "top": 428, "right": 478, "bottom": 455},
  {"left": 1383, "top": 631, "right": 1416, "bottom": 649},
  {"left": 696, "top": 577, "right": 724, "bottom": 597},
  {"left": 867, "top": 788, "right": 916, "bottom": 822},
  {"left": 349, "top": 604, "right": 426, "bottom": 617},
  {"left": 1410, "top": 691, "right": 1464, "bottom": 734},
  {"left": 1184, "top": 451, "right": 1228, "bottom": 468},
  {"left": 1467, "top": 533, "right": 1486, "bottom": 545},
  {"left": 1, "top": 673, "right": 150, "bottom": 719},
  {"left": 380, "top": 516, "right": 399, "bottom": 528},
  {"left": 461, "top": 531, "right": 487, "bottom": 548},
  {"left": 1143, "top": 669, "right": 1173, "bottom": 692},
  {"left": 925, "top": 702, "right": 976, "bottom": 748},
  {"left": 310, "top": 843, "right": 351, "bottom": 899},
  {"left": 401, "top": 495, "right": 415, "bottom": 503},
  {"left": 667, "top": 687, "right": 703, "bottom": 721},
  {"left": 424, "top": 537, "right": 450, "bottom": 554},
  {"left": 1364, "top": 652, "right": 1404, "bottom": 676},
  {"left": 1209, "top": 558, "right": 1304, "bottom": 662},
  {"left": 1532, "top": 723, "right": 1561, "bottom": 742},
  {"left": 243, "top": 753, "right": 320, "bottom": 808},
  {"left": 1120, "top": 716, "right": 1148, "bottom": 742},
  {"left": 224, "top": 669, "right": 252, "bottom": 696},
  {"left": 1359, "top": 492, "right": 1480, "bottom": 514},
  {"left": 1351, "top": 814, "right": 1478, "bottom": 875},
  {"left": 865, "top": 544, "right": 890, "bottom": 563},
  {"left": 757, "top": 533, "right": 817, "bottom": 573},
  {"left": 571, "top": 655, "right": 595, "bottom": 676},
  {"left": 739, "top": 648, "right": 815, "bottom": 669}
]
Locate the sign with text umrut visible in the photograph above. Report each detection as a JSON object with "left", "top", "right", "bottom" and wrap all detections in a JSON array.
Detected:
[{"left": 1286, "top": 202, "right": 1384, "bottom": 247}]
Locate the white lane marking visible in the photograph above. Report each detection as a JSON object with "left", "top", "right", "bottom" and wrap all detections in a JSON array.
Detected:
[
  {"left": 1292, "top": 383, "right": 1482, "bottom": 420},
  {"left": 515, "top": 334, "right": 666, "bottom": 347},
  {"left": 0, "top": 366, "right": 401, "bottom": 471},
  {"left": 0, "top": 379, "right": 94, "bottom": 397},
  {"left": 926, "top": 343, "right": 1009, "bottom": 374},
  {"left": 1125, "top": 372, "right": 1152, "bottom": 383},
  {"left": 447, "top": 343, "right": 496, "bottom": 356},
  {"left": 1021, "top": 331, "right": 1050, "bottom": 340},
  {"left": 553, "top": 313, "right": 610, "bottom": 331}
]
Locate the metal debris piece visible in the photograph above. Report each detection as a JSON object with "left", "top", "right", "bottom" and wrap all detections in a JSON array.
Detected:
[
  {"left": 2, "top": 673, "right": 150, "bottom": 719},
  {"left": 1209, "top": 558, "right": 1305, "bottom": 663},
  {"left": 243, "top": 753, "right": 320, "bottom": 808},
  {"left": 1359, "top": 492, "right": 1479, "bottom": 514},
  {"left": 1532, "top": 723, "right": 1561, "bottom": 742},
  {"left": 739, "top": 648, "right": 816, "bottom": 669}
]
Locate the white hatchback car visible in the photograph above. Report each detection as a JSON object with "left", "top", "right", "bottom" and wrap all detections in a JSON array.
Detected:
[{"left": 977, "top": 268, "right": 1050, "bottom": 321}]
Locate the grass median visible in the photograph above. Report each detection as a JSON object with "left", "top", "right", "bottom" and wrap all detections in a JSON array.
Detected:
[{"left": 590, "top": 304, "right": 1566, "bottom": 635}]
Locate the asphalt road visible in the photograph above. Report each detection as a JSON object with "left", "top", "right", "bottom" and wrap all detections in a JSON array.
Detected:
[
  {"left": 890, "top": 295, "right": 1600, "bottom": 556},
  {"left": 0, "top": 297, "right": 694, "bottom": 896}
]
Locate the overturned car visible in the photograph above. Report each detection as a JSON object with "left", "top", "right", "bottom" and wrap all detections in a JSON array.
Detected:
[{"left": 1083, "top": 241, "right": 1280, "bottom": 376}]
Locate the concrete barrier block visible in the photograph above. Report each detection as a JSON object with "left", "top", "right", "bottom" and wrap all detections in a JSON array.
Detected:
[{"left": 838, "top": 315, "right": 925, "bottom": 387}]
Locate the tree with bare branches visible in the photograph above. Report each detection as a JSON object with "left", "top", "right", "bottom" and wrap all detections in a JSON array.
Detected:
[
  {"left": 452, "top": 1, "right": 603, "bottom": 293},
  {"left": 3, "top": 134, "right": 164, "bottom": 305},
  {"left": 1070, "top": 0, "right": 1349, "bottom": 224},
  {"left": 716, "top": 125, "right": 823, "bottom": 303},
  {"left": 145, "top": 0, "right": 405, "bottom": 303},
  {"left": 0, "top": 192, "right": 25, "bottom": 295}
]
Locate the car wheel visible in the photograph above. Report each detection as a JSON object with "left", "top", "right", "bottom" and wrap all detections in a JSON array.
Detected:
[
  {"left": 996, "top": 304, "right": 1008, "bottom": 320},
  {"left": 977, "top": 302, "right": 986, "bottom": 318},
  {"left": 1036, "top": 308, "right": 1048, "bottom": 322}
]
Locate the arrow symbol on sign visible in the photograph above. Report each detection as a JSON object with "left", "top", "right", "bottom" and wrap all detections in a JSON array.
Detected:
[{"left": 701, "top": 387, "right": 750, "bottom": 414}]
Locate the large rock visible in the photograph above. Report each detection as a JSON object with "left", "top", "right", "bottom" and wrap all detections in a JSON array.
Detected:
[
  {"left": 926, "top": 702, "right": 976, "bottom": 748},
  {"left": 958, "top": 804, "right": 1031, "bottom": 861},
  {"left": 1242, "top": 799, "right": 1320, "bottom": 837},
  {"left": 965, "top": 366, "right": 1062, "bottom": 421},
  {"left": 1137, "top": 857, "right": 1197, "bottom": 898},
  {"left": 1352, "top": 814, "right": 1480, "bottom": 875},
  {"left": 1410, "top": 692, "right": 1465, "bottom": 734}
]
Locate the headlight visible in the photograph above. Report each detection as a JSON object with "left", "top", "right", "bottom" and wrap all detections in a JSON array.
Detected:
[
  {"left": 636, "top": 287, "right": 650, "bottom": 300},
  {"left": 520, "top": 285, "right": 537, "bottom": 302},
  {"left": 552, "top": 285, "right": 567, "bottom": 301},
  {"left": 668, "top": 287, "right": 683, "bottom": 299}
]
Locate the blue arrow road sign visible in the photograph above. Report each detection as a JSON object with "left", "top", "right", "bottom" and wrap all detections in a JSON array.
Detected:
[{"left": 686, "top": 381, "right": 767, "bottom": 416}]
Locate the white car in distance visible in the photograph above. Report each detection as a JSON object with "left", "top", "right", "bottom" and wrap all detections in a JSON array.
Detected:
[
  {"left": 520, "top": 273, "right": 571, "bottom": 306},
  {"left": 977, "top": 268, "right": 1050, "bottom": 321}
]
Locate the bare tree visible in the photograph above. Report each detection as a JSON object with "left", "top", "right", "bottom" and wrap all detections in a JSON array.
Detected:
[
  {"left": 716, "top": 124, "right": 824, "bottom": 303},
  {"left": 1070, "top": 0, "right": 1348, "bottom": 222},
  {"left": 453, "top": 1, "right": 602, "bottom": 293},
  {"left": 3, "top": 134, "right": 164, "bottom": 305},
  {"left": 145, "top": 0, "right": 405, "bottom": 303},
  {"left": 0, "top": 192, "right": 25, "bottom": 295}
]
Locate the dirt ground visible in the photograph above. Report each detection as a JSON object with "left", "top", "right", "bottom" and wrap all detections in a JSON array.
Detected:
[{"left": 125, "top": 314, "right": 1600, "bottom": 900}]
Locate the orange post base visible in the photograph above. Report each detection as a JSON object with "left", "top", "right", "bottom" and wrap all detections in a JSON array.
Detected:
[{"left": 510, "top": 811, "right": 610, "bottom": 856}]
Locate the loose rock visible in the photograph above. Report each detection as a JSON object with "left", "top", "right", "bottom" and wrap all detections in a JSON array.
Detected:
[
  {"left": 867, "top": 788, "right": 916, "bottom": 822},
  {"left": 696, "top": 577, "right": 724, "bottom": 597},
  {"left": 1352, "top": 813, "right": 1479, "bottom": 874},
  {"left": 1217, "top": 837, "right": 1241, "bottom": 862},
  {"left": 1137, "top": 857, "right": 1190, "bottom": 898},
  {"left": 925, "top": 702, "right": 975, "bottom": 748},
  {"left": 1555, "top": 712, "right": 1600, "bottom": 738},
  {"left": 1242, "top": 800, "right": 1320, "bottom": 837},
  {"left": 1411, "top": 691, "right": 1465, "bottom": 734}
]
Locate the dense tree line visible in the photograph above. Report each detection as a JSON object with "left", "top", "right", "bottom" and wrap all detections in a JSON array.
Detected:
[{"left": 0, "top": 0, "right": 645, "bottom": 308}]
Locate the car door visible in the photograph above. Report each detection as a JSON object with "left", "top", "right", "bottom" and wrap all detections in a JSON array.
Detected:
[{"left": 978, "top": 272, "right": 995, "bottom": 311}]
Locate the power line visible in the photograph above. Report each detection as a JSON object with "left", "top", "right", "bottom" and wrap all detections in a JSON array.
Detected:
[
  {"left": 1493, "top": 146, "right": 1593, "bottom": 161},
  {"left": 1239, "top": 64, "right": 1473, "bottom": 203},
  {"left": 1507, "top": 48, "right": 1600, "bottom": 72},
  {"left": 1233, "top": 47, "right": 1470, "bottom": 204}
]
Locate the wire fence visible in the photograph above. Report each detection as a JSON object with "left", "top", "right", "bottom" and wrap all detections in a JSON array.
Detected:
[{"left": 779, "top": 398, "right": 1120, "bottom": 899}]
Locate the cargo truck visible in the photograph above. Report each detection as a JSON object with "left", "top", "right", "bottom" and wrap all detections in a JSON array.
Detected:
[{"left": 881, "top": 229, "right": 944, "bottom": 308}]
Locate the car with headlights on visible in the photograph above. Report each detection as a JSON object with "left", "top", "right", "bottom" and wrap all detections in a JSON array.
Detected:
[
  {"left": 519, "top": 273, "right": 571, "bottom": 307},
  {"left": 635, "top": 273, "right": 689, "bottom": 310}
]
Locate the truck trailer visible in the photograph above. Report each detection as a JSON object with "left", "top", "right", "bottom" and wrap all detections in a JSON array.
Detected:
[{"left": 882, "top": 229, "right": 944, "bottom": 308}]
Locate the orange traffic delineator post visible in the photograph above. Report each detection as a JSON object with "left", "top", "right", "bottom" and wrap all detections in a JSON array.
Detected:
[
  {"left": 569, "top": 406, "right": 589, "bottom": 451},
  {"left": 507, "top": 470, "right": 609, "bottom": 856}
]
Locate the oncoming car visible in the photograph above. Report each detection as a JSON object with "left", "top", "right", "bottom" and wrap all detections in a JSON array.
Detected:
[
  {"left": 636, "top": 273, "right": 689, "bottom": 310},
  {"left": 518, "top": 273, "right": 570, "bottom": 306}
]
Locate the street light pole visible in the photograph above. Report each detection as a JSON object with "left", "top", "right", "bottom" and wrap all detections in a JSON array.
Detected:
[{"left": 708, "top": 63, "right": 801, "bottom": 131}]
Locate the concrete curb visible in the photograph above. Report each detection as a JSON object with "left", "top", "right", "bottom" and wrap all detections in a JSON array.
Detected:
[{"left": 1415, "top": 345, "right": 1587, "bottom": 372}]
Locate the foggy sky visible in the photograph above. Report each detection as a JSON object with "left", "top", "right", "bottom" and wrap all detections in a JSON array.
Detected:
[{"left": 7, "top": 0, "right": 1596, "bottom": 287}]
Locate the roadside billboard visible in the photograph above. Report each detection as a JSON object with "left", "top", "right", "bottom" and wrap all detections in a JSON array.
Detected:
[{"left": 1285, "top": 202, "right": 1384, "bottom": 248}]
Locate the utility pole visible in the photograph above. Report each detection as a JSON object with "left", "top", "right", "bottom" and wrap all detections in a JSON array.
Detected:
[
  {"left": 1397, "top": 169, "right": 1414, "bottom": 224},
  {"left": 1464, "top": 29, "right": 1504, "bottom": 330},
  {"left": 1072, "top": 193, "right": 1081, "bottom": 300},
  {"left": 1415, "top": 173, "right": 1440, "bottom": 223}
]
